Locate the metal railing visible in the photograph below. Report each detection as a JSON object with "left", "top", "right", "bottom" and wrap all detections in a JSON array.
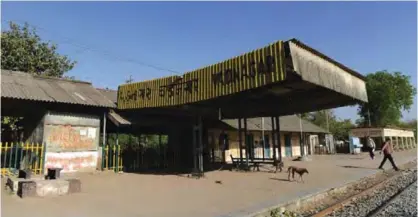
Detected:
[
  {"left": 0, "top": 142, "right": 46, "bottom": 176},
  {"left": 102, "top": 145, "right": 123, "bottom": 172}
]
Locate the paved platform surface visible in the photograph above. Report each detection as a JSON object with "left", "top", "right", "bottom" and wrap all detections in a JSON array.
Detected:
[{"left": 1, "top": 149, "right": 416, "bottom": 217}]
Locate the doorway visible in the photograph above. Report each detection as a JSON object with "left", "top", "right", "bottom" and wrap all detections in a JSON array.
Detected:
[
  {"left": 246, "top": 134, "right": 254, "bottom": 159},
  {"left": 284, "top": 133, "right": 293, "bottom": 157},
  {"left": 264, "top": 135, "right": 270, "bottom": 158}
]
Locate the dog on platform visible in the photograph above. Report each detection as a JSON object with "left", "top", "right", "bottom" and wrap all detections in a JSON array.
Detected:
[
  {"left": 273, "top": 160, "right": 284, "bottom": 173},
  {"left": 287, "top": 166, "right": 309, "bottom": 183}
]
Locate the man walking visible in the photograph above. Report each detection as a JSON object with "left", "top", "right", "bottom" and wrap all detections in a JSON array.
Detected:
[
  {"left": 378, "top": 138, "right": 399, "bottom": 171},
  {"left": 366, "top": 136, "right": 376, "bottom": 160}
]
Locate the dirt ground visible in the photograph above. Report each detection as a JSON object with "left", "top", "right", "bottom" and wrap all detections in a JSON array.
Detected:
[{"left": 1, "top": 149, "right": 417, "bottom": 217}]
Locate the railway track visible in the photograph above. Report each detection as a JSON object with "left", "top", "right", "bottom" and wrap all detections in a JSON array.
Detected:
[
  {"left": 367, "top": 181, "right": 417, "bottom": 217},
  {"left": 309, "top": 169, "right": 417, "bottom": 217}
]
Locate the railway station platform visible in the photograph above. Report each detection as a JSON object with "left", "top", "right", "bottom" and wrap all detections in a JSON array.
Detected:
[{"left": 2, "top": 149, "right": 416, "bottom": 217}]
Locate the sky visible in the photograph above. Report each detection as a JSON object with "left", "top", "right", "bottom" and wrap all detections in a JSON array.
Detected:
[{"left": 1, "top": 2, "right": 417, "bottom": 122}]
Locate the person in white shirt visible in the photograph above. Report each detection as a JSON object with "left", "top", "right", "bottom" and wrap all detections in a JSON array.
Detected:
[{"left": 366, "top": 136, "right": 376, "bottom": 160}]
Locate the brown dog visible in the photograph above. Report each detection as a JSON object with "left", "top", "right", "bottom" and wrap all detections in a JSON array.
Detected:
[{"left": 287, "top": 166, "right": 309, "bottom": 182}]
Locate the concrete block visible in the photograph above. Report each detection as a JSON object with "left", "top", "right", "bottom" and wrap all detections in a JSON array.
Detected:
[
  {"left": 17, "top": 181, "right": 37, "bottom": 198},
  {"left": 6, "top": 176, "right": 43, "bottom": 193},
  {"left": 6, "top": 177, "right": 22, "bottom": 192},
  {"left": 35, "top": 180, "right": 69, "bottom": 197},
  {"left": 67, "top": 178, "right": 81, "bottom": 193}
]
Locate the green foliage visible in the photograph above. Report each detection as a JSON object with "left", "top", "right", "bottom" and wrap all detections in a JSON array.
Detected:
[
  {"left": 304, "top": 110, "right": 354, "bottom": 140},
  {"left": 105, "top": 133, "right": 168, "bottom": 150},
  {"left": 1, "top": 116, "right": 24, "bottom": 141},
  {"left": 270, "top": 208, "right": 280, "bottom": 217},
  {"left": 1, "top": 117, "right": 23, "bottom": 131},
  {"left": 1, "top": 22, "right": 77, "bottom": 136},
  {"left": 1, "top": 21, "right": 76, "bottom": 77},
  {"left": 358, "top": 71, "right": 416, "bottom": 127}
]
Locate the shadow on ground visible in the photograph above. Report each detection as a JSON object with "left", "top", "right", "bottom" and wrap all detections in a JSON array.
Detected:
[
  {"left": 269, "top": 177, "right": 291, "bottom": 182},
  {"left": 338, "top": 165, "right": 378, "bottom": 170},
  {"left": 349, "top": 157, "right": 366, "bottom": 160}
]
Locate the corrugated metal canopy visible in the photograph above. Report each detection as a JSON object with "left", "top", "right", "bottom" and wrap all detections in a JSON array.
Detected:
[
  {"left": 1, "top": 70, "right": 116, "bottom": 108},
  {"left": 288, "top": 39, "right": 368, "bottom": 103},
  {"left": 107, "top": 110, "right": 131, "bottom": 127},
  {"left": 221, "top": 115, "right": 328, "bottom": 133},
  {"left": 115, "top": 38, "right": 368, "bottom": 119}
]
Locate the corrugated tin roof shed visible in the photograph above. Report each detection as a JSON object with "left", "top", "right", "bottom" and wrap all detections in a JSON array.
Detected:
[
  {"left": 221, "top": 115, "right": 329, "bottom": 133},
  {"left": 94, "top": 89, "right": 131, "bottom": 126},
  {"left": 1, "top": 70, "right": 116, "bottom": 108},
  {"left": 97, "top": 88, "right": 118, "bottom": 104}
]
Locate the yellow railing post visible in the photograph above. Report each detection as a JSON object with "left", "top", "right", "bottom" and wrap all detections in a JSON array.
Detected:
[
  {"left": 31, "top": 142, "right": 35, "bottom": 172},
  {"left": 1, "top": 142, "right": 3, "bottom": 176},
  {"left": 2, "top": 142, "right": 8, "bottom": 176},
  {"left": 121, "top": 149, "right": 123, "bottom": 172},
  {"left": 35, "top": 143, "right": 40, "bottom": 174},
  {"left": 25, "top": 142, "right": 29, "bottom": 171},
  {"left": 39, "top": 143, "right": 44, "bottom": 175},
  {"left": 112, "top": 145, "right": 116, "bottom": 171},
  {"left": 104, "top": 145, "right": 109, "bottom": 170},
  {"left": 118, "top": 145, "right": 122, "bottom": 172}
]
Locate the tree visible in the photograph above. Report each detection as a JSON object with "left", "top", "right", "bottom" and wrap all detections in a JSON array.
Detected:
[
  {"left": 357, "top": 71, "right": 416, "bottom": 127},
  {"left": 1, "top": 21, "right": 76, "bottom": 77},
  {"left": 304, "top": 110, "right": 354, "bottom": 140},
  {"left": 1, "top": 22, "right": 77, "bottom": 141},
  {"left": 331, "top": 119, "right": 355, "bottom": 140},
  {"left": 304, "top": 110, "right": 331, "bottom": 131}
]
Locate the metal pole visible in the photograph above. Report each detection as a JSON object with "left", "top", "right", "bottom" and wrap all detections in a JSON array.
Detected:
[
  {"left": 271, "top": 117, "right": 277, "bottom": 161},
  {"left": 275, "top": 116, "right": 282, "bottom": 162},
  {"left": 325, "top": 110, "right": 330, "bottom": 153},
  {"left": 159, "top": 134, "right": 162, "bottom": 169},
  {"left": 244, "top": 118, "right": 249, "bottom": 168},
  {"left": 262, "top": 117, "right": 265, "bottom": 161},
  {"left": 103, "top": 112, "right": 107, "bottom": 147},
  {"left": 198, "top": 116, "right": 203, "bottom": 174},
  {"left": 116, "top": 130, "right": 119, "bottom": 172},
  {"left": 326, "top": 110, "right": 330, "bottom": 132},
  {"left": 299, "top": 114, "right": 305, "bottom": 157},
  {"left": 193, "top": 118, "right": 197, "bottom": 174},
  {"left": 238, "top": 119, "right": 243, "bottom": 164}
]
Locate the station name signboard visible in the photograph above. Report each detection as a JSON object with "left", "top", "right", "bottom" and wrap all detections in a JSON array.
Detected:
[{"left": 118, "top": 40, "right": 287, "bottom": 109}]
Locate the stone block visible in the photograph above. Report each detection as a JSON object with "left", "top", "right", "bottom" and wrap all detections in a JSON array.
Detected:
[
  {"left": 67, "top": 178, "right": 81, "bottom": 193},
  {"left": 35, "top": 180, "right": 69, "bottom": 197},
  {"left": 17, "top": 181, "right": 37, "bottom": 198},
  {"left": 6, "top": 177, "right": 21, "bottom": 192},
  {"left": 18, "top": 169, "right": 32, "bottom": 179}
]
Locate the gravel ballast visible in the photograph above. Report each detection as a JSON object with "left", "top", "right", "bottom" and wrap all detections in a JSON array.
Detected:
[
  {"left": 326, "top": 169, "right": 417, "bottom": 217},
  {"left": 372, "top": 181, "right": 417, "bottom": 217},
  {"left": 255, "top": 160, "right": 417, "bottom": 217}
]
